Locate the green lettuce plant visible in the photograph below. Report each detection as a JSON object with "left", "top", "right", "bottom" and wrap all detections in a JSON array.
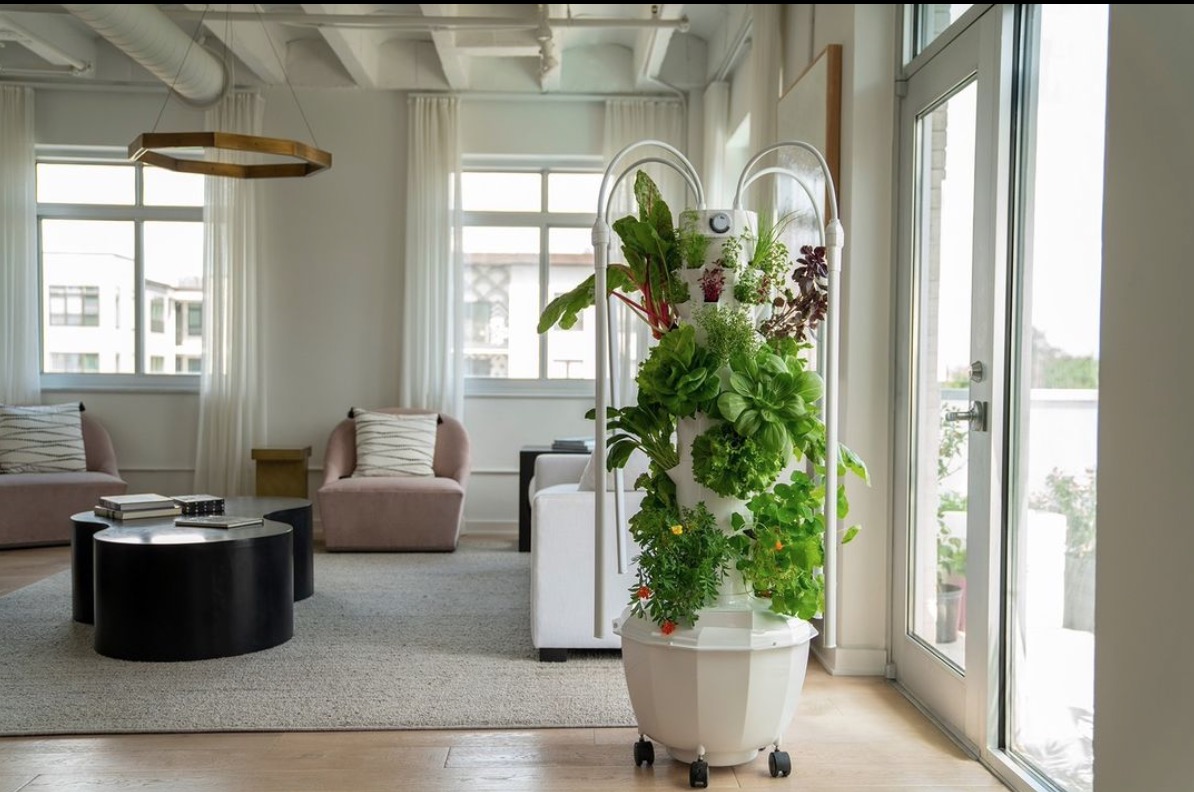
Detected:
[
  {"left": 716, "top": 344, "right": 825, "bottom": 459},
  {"left": 636, "top": 324, "right": 721, "bottom": 418},
  {"left": 690, "top": 422, "right": 784, "bottom": 499}
]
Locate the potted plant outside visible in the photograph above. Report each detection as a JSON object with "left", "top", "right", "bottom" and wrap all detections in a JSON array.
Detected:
[
  {"left": 935, "top": 409, "right": 967, "bottom": 644},
  {"left": 539, "top": 171, "right": 867, "bottom": 785}
]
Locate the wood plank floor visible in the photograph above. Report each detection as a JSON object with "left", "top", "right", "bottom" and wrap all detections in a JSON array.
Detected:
[{"left": 0, "top": 540, "right": 1006, "bottom": 792}]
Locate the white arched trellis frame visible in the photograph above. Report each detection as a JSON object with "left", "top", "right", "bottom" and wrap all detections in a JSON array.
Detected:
[{"left": 590, "top": 139, "right": 845, "bottom": 650}]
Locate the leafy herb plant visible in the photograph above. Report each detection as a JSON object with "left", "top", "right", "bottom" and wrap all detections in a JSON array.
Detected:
[{"left": 537, "top": 170, "right": 869, "bottom": 631}]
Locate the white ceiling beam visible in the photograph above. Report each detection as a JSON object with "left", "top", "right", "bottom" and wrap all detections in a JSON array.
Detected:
[
  {"left": 634, "top": 3, "right": 683, "bottom": 87},
  {"left": 419, "top": 3, "right": 467, "bottom": 90},
  {"left": 183, "top": 4, "right": 286, "bottom": 85},
  {"left": 0, "top": 11, "right": 94, "bottom": 70},
  {"left": 300, "top": 3, "right": 379, "bottom": 89}
]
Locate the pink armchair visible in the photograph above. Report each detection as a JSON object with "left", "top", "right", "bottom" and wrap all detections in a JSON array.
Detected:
[
  {"left": 317, "top": 409, "right": 470, "bottom": 551},
  {"left": 0, "top": 413, "right": 128, "bottom": 548}
]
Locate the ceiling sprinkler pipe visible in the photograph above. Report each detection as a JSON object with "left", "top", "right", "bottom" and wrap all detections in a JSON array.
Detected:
[{"left": 62, "top": 4, "right": 227, "bottom": 106}]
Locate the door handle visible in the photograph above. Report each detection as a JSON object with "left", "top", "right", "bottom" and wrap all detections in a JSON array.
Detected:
[{"left": 944, "top": 400, "right": 988, "bottom": 432}]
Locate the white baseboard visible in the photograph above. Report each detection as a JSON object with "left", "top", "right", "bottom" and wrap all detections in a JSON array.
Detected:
[
  {"left": 811, "top": 642, "right": 888, "bottom": 676},
  {"left": 463, "top": 519, "right": 517, "bottom": 537}
]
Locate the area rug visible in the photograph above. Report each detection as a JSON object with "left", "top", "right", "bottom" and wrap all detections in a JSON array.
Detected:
[{"left": 0, "top": 540, "right": 635, "bottom": 736}]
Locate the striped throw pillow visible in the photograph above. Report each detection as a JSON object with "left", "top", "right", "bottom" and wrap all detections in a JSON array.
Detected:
[
  {"left": 0, "top": 403, "right": 87, "bottom": 474},
  {"left": 351, "top": 410, "right": 437, "bottom": 478}
]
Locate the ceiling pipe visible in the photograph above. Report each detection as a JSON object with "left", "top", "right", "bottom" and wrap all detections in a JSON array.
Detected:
[{"left": 61, "top": 4, "right": 227, "bottom": 106}]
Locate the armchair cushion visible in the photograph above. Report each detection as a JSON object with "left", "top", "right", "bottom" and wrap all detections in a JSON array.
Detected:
[
  {"left": 350, "top": 409, "right": 436, "bottom": 478},
  {"left": 0, "top": 402, "right": 86, "bottom": 474}
]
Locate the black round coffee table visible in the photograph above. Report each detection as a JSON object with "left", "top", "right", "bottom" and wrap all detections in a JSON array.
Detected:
[
  {"left": 91, "top": 520, "right": 294, "bottom": 661},
  {"left": 70, "top": 497, "right": 313, "bottom": 662},
  {"left": 72, "top": 497, "right": 313, "bottom": 625}
]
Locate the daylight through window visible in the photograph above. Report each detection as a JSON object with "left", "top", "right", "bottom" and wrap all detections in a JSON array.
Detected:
[{"left": 37, "top": 158, "right": 204, "bottom": 384}]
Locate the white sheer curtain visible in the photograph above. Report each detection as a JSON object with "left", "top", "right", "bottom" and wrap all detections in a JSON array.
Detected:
[
  {"left": 400, "top": 95, "right": 463, "bottom": 418},
  {"left": 748, "top": 3, "right": 783, "bottom": 218},
  {"left": 0, "top": 86, "right": 40, "bottom": 405},
  {"left": 603, "top": 99, "right": 686, "bottom": 408},
  {"left": 193, "top": 93, "right": 265, "bottom": 495}
]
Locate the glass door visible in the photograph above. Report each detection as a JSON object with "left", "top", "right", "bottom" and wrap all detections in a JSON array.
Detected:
[
  {"left": 894, "top": 6, "right": 1107, "bottom": 790},
  {"left": 893, "top": 8, "right": 1005, "bottom": 745},
  {"left": 1002, "top": 6, "right": 1106, "bottom": 790}
]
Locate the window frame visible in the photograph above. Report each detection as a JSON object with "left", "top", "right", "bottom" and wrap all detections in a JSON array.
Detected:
[
  {"left": 461, "top": 156, "right": 602, "bottom": 399},
  {"left": 36, "top": 148, "right": 203, "bottom": 393}
]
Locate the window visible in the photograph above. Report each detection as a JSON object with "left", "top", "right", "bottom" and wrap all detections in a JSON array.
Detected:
[
  {"left": 48, "top": 286, "right": 100, "bottom": 327},
  {"left": 175, "top": 356, "right": 202, "bottom": 374},
  {"left": 49, "top": 353, "right": 99, "bottom": 373},
  {"left": 150, "top": 298, "right": 165, "bottom": 333},
  {"left": 906, "top": 4, "right": 978, "bottom": 62},
  {"left": 37, "top": 157, "right": 204, "bottom": 386},
  {"left": 461, "top": 166, "right": 602, "bottom": 393}
]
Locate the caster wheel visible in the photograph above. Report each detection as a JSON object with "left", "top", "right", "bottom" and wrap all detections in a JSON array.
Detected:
[
  {"left": 689, "top": 759, "right": 709, "bottom": 788},
  {"left": 768, "top": 750, "right": 791, "bottom": 778},
  {"left": 633, "top": 738, "right": 655, "bottom": 767}
]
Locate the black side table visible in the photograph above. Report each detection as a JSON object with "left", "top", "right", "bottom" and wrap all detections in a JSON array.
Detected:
[{"left": 518, "top": 445, "right": 589, "bottom": 552}]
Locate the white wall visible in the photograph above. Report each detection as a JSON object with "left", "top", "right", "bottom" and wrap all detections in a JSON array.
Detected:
[
  {"left": 1094, "top": 6, "right": 1194, "bottom": 789},
  {"left": 774, "top": 4, "right": 896, "bottom": 675}
]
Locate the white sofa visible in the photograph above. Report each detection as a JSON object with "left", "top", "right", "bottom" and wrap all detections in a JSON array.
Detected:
[{"left": 530, "top": 453, "right": 645, "bottom": 661}]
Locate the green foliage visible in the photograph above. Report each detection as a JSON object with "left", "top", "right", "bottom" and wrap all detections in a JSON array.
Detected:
[
  {"left": 936, "top": 409, "right": 969, "bottom": 584},
  {"left": 691, "top": 421, "right": 785, "bottom": 499},
  {"left": 716, "top": 233, "right": 744, "bottom": 272},
  {"left": 937, "top": 519, "right": 967, "bottom": 583},
  {"left": 544, "top": 178, "right": 871, "bottom": 631},
  {"left": 1042, "top": 356, "right": 1099, "bottom": 389},
  {"left": 1033, "top": 328, "right": 1099, "bottom": 389},
  {"left": 749, "top": 211, "right": 797, "bottom": 281},
  {"left": 537, "top": 268, "right": 633, "bottom": 334},
  {"left": 588, "top": 403, "right": 678, "bottom": 473},
  {"left": 636, "top": 324, "right": 721, "bottom": 418},
  {"left": 537, "top": 171, "right": 680, "bottom": 338},
  {"left": 677, "top": 210, "right": 712, "bottom": 269},
  {"left": 628, "top": 499, "right": 732, "bottom": 628},
  {"left": 732, "top": 470, "right": 827, "bottom": 619},
  {"left": 732, "top": 267, "right": 771, "bottom": 305},
  {"left": 716, "top": 344, "right": 824, "bottom": 459},
  {"left": 693, "top": 305, "right": 759, "bottom": 365},
  {"left": 1030, "top": 467, "right": 1097, "bottom": 558}
]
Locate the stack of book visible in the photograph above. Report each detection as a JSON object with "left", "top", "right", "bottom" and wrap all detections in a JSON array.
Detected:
[
  {"left": 171, "top": 494, "right": 225, "bottom": 516},
  {"left": 94, "top": 493, "right": 181, "bottom": 520},
  {"left": 551, "top": 436, "right": 595, "bottom": 452}
]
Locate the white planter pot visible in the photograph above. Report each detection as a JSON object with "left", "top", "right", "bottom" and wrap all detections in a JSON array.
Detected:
[
  {"left": 616, "top": 411, "right": 818, "bottom": 768},
  {"left": 615, "top": 603, "right": 816, "bottom": 766}
]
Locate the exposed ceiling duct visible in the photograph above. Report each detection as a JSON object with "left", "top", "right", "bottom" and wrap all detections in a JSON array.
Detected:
[{"left": 61, "top": 4, "right": 227, "bottom": 106}]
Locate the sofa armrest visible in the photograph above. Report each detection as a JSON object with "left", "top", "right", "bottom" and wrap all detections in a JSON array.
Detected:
[
  {"left": 81, "top": 414, "right": 120, "bottom": 478},
  {"left": 532, "top": 454, "right": 589, "bottom": 494},
  {"left": 322, "top": 419, "right": 356, "bottom": 485}
]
